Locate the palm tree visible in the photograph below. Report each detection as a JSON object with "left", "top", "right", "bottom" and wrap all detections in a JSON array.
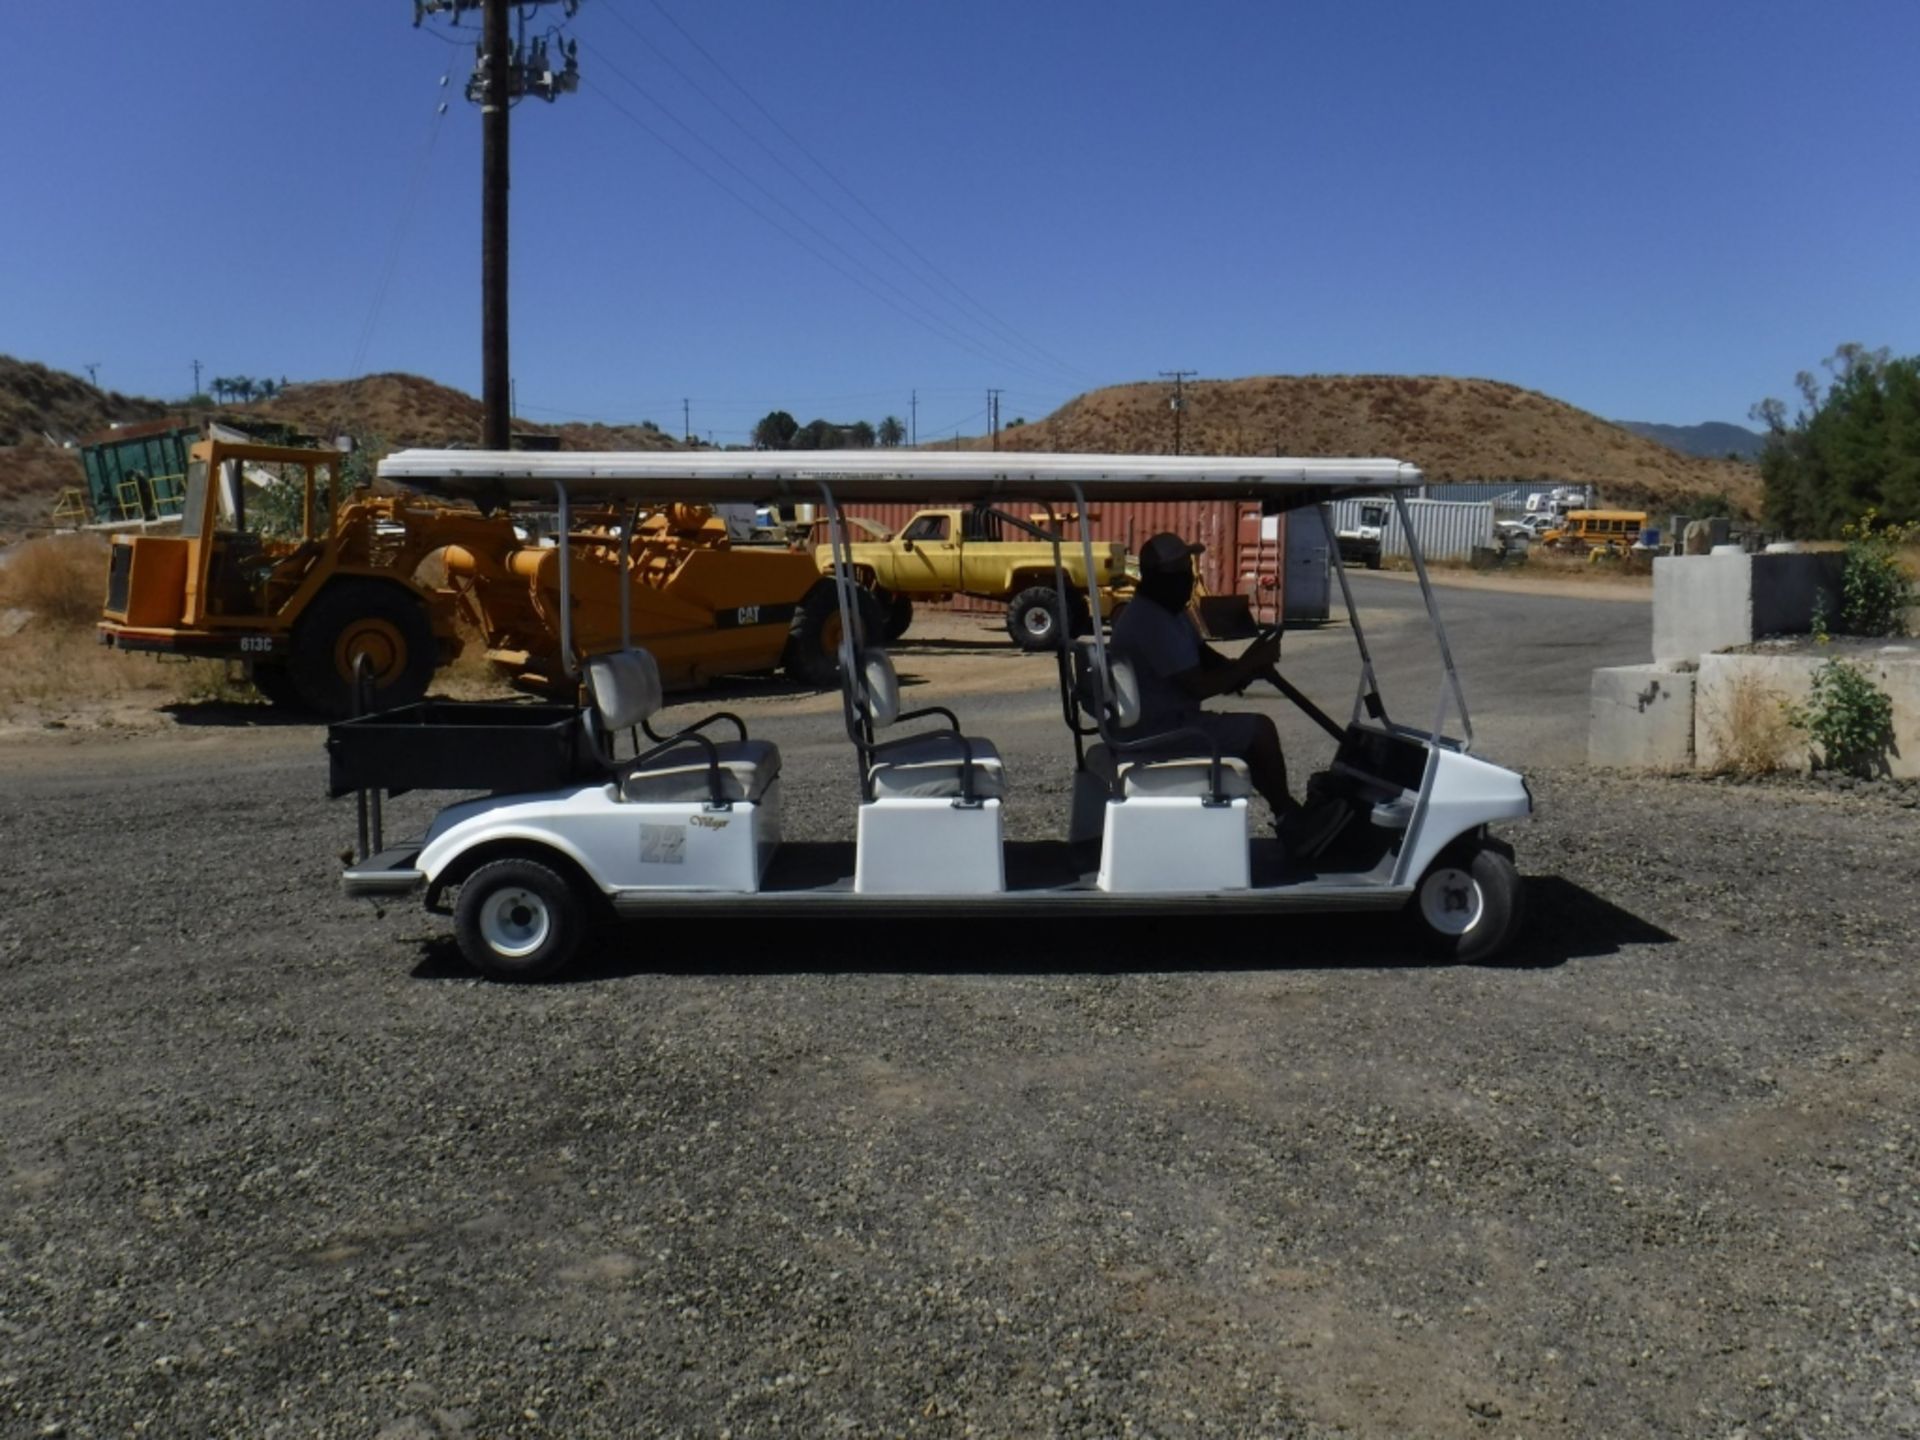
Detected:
[{"left": 878, "top": 415, "right": 906, "bottom": 447}]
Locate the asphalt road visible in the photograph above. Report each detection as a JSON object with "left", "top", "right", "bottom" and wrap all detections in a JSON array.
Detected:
[{"left": 6, "top": 573, "right": 1919, "bottom": 1439}]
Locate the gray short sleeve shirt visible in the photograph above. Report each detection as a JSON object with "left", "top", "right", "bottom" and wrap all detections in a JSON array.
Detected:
[{"left": 1111, "top": 598, "right": 1202, "bottom": 730}]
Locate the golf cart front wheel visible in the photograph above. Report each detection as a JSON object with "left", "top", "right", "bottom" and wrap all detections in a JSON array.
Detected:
[
  {"left": 1408, "top": 843, "right": 1524, "bottom": 963},
  {"left": 453, "top": 856, "right": 585, "bottom": 982}
]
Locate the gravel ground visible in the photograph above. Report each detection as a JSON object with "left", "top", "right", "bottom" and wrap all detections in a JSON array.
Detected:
[{"left": 3, "top": 579, "right": 1918, "bottom": 1438}]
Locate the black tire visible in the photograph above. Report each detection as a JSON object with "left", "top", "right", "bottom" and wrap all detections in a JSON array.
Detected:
[
  {"left": 289, "top": 581, "right": 437, "bottom": 719},
  {"left": 1407, "top": 842, "right": 1526, "bottom": 963},
  {"left": 881, "top": 590, "right": 914, "bottom": 642},
  {"left": 249, "top": 662, "right": 307, "bottom": 712},
  {"left": 452, "top": 856, "right": 586, "bottom": 982},
  {"left": 1006, "top": 585, "right": 1089, "bottom": 652},
  {"left": 1364, "top": 552, "right": 1383, "bottom": 571},
  {"left": 784, "top": 579, "right": 885, "bottom": 687}
]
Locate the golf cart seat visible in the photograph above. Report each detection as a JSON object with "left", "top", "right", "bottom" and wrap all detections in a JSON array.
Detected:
[
  {"left": 859, "top": 652, "right": 1006, "bottom": 801},
  {"left": 584, "top": 648, "right": 782, "bottom": 806},
  {"left": 851, "top": 650, "right": 1005, "bottom": 893},
  {"left": 1071, "top": 640, "right": 1246, "bottom": 802},
  {"left": 1067, "top": 639, "right": 1250, "bottom": 893},
  {"left": 1082, "top": 742, "right": 1253, "bottom": 800}
]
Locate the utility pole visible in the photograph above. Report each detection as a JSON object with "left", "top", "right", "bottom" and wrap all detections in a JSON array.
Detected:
[
  {"left": 417, "top": 0, "right": 583, "bottom": 451},
  {"left": 1159, "top": 370, "right": 1197, "bottom": 455},
  {"left": 987, "top": 388, "right": 1003, "bottom": 451},
  {"left": 682, "top": 397, "right": 691, "bottom": 445},
  {"left": 910, "top": 390, "right": 917, "bottom": 448},
  {"left": 192, "top": 359, "right": 202, "bottom": 398},
  {"left": 85, "top": 363, "right": 100, "bottom": 388}
]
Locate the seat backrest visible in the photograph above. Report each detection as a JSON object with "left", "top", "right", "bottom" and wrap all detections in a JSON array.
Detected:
[
  {"left": 585, "top": 648, "right": 664, "bottom": 732},
  {"left": 1071, "top": 638, "right": 1141, "bottom": 730},
  {"left": 856, "top": 650, "right": 901, "bottom": 729}
]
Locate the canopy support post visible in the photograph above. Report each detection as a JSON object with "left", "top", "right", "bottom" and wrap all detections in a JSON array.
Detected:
[
  {"left": 553, "top": 482, "right": 577, "bottom": 677},
  {"left": 620, "top": 500, "right": 640, "bottom": 652},
  {"left": 1322, "top": 501, "right": 1384, "bottom": 729}
]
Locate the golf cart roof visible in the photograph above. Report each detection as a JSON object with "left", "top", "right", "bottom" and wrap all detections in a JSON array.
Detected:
[{"left": 376, "top": 449, "right": 1423, "bottom": 508}]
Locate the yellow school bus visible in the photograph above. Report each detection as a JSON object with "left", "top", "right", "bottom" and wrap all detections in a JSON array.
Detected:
[{"left": 1542, "top": 509, "right": 1649, "bottom": 554}]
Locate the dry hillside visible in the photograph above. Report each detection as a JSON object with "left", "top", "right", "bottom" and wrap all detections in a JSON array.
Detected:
[
  {"left": 3, "top": 359, "right": 1756, "bottom": 532},
  {"left": 973, "top": 375, "right": 1759, "bottom": 515},
  {"left": 0, "top": 366, "right": 689, "bottom": 532}
]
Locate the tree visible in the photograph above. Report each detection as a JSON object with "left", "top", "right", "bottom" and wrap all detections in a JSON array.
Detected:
[
  {"left": 877, "top": 415, "right": 906, "bottom": 447},
  {"left": 1755, "top": 344, "right": 1920, "bottom": 536},
  {"left": 790, "top": 418, "right": 842, "bottom": 450},
  {"left": 847, "top": 420, "right": 876, "bottom": 449},
  {"left": 752, "top": 410, "right": 799, "bottom": 449}
]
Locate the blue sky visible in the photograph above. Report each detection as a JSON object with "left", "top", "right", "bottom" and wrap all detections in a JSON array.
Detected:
[{"left": 5, "top": 1, "right": 1915, "bottom": 443}]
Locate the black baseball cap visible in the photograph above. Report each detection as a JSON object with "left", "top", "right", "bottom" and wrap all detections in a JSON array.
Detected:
[{"left": 1138, "top": 532, "right": 1205, "bottom": 574}]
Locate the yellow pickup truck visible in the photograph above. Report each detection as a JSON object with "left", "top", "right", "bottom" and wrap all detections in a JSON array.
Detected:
[{"left": 822, "top": 505, "right": 1133, "bottom": 649}]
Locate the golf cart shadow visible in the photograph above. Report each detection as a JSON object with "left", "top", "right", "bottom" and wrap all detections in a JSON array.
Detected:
[{"left": 406, "top": 874, "right": 1671, "bottom": 983}]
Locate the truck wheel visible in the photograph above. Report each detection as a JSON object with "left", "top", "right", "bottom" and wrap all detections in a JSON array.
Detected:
[
  {"left": 453, "top": 856, "right": 585, "bottom": 982},
  {"left": 1365, "top": 552, "right": 1383, "bottom": 571},
  {"left": 1407, "top": 843, "right": 1526, "bottom": 963},
  {"left": 881, "top": 591, "right": 914, "bottom": 642},
  {"left": 785, "top": 580, "right": 884, "bottom": 687},
  {"left": 290, "top": 581, "right": 436, "bottom": 718},
  {"left": 1006, "top": 586, "right": 1087, "bottom": 652}
]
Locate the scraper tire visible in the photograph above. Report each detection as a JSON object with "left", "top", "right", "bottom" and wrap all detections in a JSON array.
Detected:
[{"left": 785, "top": 581, "right": 884, "bottom": 688}]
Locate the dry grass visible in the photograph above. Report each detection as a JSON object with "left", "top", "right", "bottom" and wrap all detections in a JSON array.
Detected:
[
  {"left": 0, "top": 534, "right": 110, "bottom": 623},
  {"left": 1704, "top": 673, "right": 1796, "bottom": 775}
]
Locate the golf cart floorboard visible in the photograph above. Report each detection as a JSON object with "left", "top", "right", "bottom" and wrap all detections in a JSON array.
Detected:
[{"left": 607, "top": 839, "right": 1410, "bottom": 916}]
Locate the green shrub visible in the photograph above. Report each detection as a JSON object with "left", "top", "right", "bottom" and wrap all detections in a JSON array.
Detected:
[
  {"left": 1788, "top": 658, "right": 1895, "bottom": 777},
  {"left": 1837, "top": 511, "right": 1917, "bottom": 636}
]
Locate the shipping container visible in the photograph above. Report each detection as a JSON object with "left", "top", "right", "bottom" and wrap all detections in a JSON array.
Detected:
[{"left": 1328, "top": 497, "right": 1494, "bottom": 563}]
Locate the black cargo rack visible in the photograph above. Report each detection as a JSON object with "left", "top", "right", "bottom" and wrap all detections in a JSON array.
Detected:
[{"left": 326, "top": 701, "right": 597, "bottom": 800}]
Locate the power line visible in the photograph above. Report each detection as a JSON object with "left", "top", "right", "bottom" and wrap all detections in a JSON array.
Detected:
[
  {"left": 584, "top": 43, "right": 1069, "bottom": 389},
  {"left": 582, "top": 76, "right": 1068, "bottom": 388},
  {"left": 613, "top": 0, "right": 1091, "bottom": 386}
]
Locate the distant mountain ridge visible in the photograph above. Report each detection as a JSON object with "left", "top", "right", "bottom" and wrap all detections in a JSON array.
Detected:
[{"left": 1616, "top": 419, "right": 1765, "bottom": 461}]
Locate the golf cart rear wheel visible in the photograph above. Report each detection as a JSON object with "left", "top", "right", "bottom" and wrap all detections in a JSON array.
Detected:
[
  {"left": 785, "top": 580, "right": 885, "bottom": 687},
  {"left": 1409, "top": 843, "right": 1524, "bottom": 963},
  {"left": 1006, "top": 585, "right": 1089, "bottom": 652},
  {"left": 453, "top": 857, "right": 584, "bottom": 982}
]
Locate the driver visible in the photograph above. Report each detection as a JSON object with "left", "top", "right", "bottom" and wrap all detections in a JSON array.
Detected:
[{"left": 1111, "top": 533, "right": 1347, "bottom": 859}]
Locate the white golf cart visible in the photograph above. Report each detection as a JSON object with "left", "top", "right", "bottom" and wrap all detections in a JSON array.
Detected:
[{"left": 331, "top": 451, "right": 1532, "bottom": 979}]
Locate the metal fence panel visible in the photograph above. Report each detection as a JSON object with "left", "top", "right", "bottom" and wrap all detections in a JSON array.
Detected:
[{"left": 1327, "top": 497, "right": 1495, "bottom": 562}]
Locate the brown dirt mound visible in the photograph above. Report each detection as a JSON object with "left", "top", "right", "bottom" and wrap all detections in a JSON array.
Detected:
[{"left": 974, "top": 375, "right": 1760, "bottom": 516}]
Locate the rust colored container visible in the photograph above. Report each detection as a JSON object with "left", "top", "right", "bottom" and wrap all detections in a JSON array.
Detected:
[{"left": 824, "top": 497, "right": 1265, "bottom": 619}]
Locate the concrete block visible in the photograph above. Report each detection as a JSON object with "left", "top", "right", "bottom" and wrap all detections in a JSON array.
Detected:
[
  {"left": 1652, "top": 552, "right": 1845, "bottom": 664},
  {"left": 1589, "top": 664, "right": 1696, "bottom": 771},
  {"left": 1695, "top": 646, "right": 1920, "bottom": 778}
]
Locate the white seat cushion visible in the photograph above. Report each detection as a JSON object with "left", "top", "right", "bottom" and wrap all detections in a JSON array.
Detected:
[
  {"left": 869, "top": 734, "right": 1006, "bottom": 801},
  {"left": 1084, "top": 742, "right": 1253, "bottom": 800},
  {"left": 621, "top": 739, "right": 781, "bottom": 804}
]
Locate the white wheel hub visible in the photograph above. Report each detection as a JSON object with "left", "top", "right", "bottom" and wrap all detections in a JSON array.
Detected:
[
  {"left": 1023, "top": 606, "right": 1055, "bottom": 639},
  {"left": 1419, "top": 866, "right": 1484, "bottom": 936},
  {"left": 479, "top": 885, "right": 551, "bottom": 957}
]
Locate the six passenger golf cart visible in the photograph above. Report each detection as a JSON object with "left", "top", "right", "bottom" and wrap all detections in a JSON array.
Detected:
[{"left": 332, "top": 451, "right": 1533, "bottom": 980}]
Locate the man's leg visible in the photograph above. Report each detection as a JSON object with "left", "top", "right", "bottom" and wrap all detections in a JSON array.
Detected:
[{"left": 1190, "top": 712, "right": 1293, "bottom": 814}]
